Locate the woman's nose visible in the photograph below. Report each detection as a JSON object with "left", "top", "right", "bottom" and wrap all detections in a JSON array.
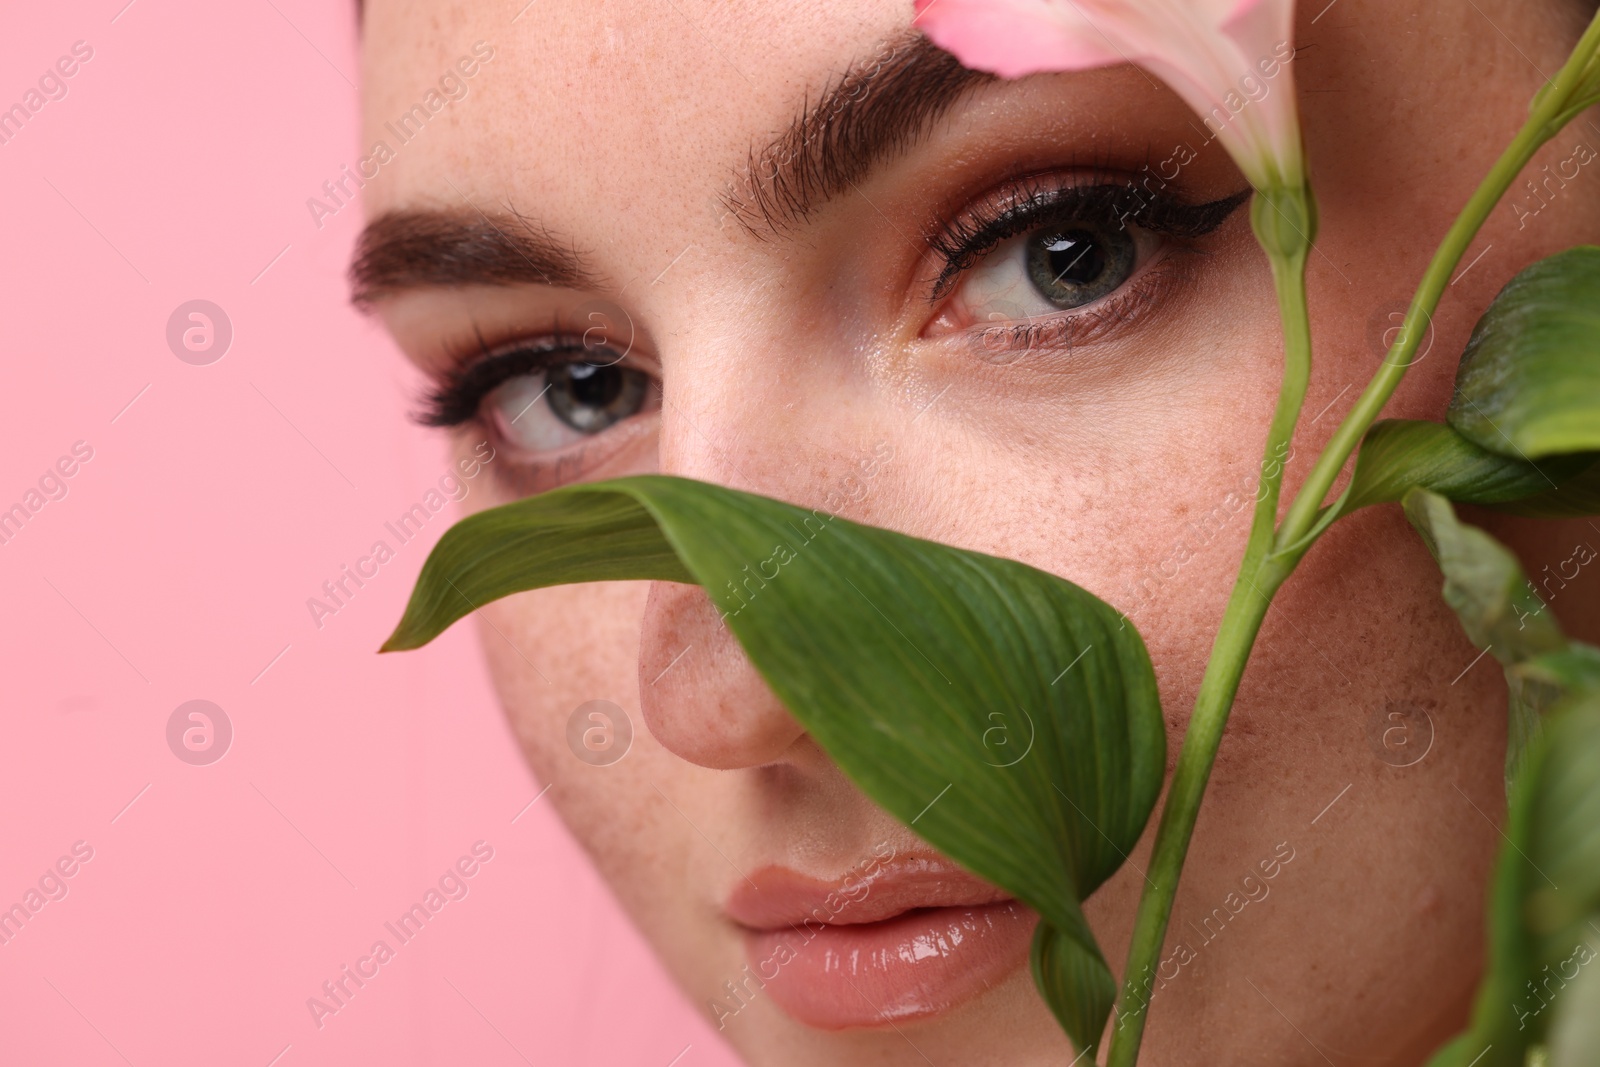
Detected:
[
  {"left": 636, "top": 578, "right": 808, "bottom": 769},
  {"left": 633, "top": 297, "right": 853, "bottom": 769}
]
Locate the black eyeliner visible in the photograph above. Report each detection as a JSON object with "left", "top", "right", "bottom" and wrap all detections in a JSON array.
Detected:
[
  {"left": 416, "top": 334, "right": 588, "bottom": 427},
  {"left": 929, "top": 180, "right": 1250, "bottom": 299}
]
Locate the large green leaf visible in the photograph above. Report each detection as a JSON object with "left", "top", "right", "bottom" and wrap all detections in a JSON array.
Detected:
[
  {"left": 1449, "top": 246, "right": 1600, "bottom": 458},
  {"left": 384, "top": 474, "right": 1166, "bottom": 1055}
]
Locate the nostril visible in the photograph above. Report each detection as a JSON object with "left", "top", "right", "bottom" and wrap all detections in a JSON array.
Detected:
[{"left": 636, "top": 581, "right": 807, "bottom": 770}]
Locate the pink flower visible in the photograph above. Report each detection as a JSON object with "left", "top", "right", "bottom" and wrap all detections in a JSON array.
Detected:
[{"left": 914, "top": 0, "right": 1305, "bottom": 192}]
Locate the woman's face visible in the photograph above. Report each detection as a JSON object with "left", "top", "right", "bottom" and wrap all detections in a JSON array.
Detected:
[{"left": 358, "top": 2, "right": 1600, "bottom": 1063}]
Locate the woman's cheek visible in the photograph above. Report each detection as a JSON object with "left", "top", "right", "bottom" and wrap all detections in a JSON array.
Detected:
[{"left": 478, "top": 581, "right": 653, "bottom": 808}]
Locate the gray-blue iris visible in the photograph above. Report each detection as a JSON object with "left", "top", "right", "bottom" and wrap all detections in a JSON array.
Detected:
[
  {"left": 547, "top": 355, "right": 648, "bottom": 432},
  {"left": 1025, "top": 224, "right": 1136, "bottom": 309}
]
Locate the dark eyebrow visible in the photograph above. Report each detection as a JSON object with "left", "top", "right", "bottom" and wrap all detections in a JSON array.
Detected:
[
  {"left": 723, "top": 31, "right": 993, "bottom": 239},
  {"left": 348, "top": 207, "right": 598, "bottom": 307}
]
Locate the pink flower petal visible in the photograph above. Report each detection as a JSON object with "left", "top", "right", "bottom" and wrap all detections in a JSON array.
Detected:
[
  {"left": 914, "top": 0, "right": 1125, "bottom": 77},
  {"left": 912, "top": 0, "right": 1304, "bottom": 190}
]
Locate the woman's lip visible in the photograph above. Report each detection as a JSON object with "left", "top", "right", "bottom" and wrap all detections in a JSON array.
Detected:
[
  {"left": 726, "top": 853, "right": 1014, "bottom": 929},
  {"left": 738, "top": 900, "right": 1036, "bottom": 1030},
  {"left": 723, "top": 853, "right": 1035, "bottom": 1029}
]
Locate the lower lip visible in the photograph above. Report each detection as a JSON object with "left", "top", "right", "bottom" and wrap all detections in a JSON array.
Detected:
[{"left": 740, "top": 900, "right": 1036, "bottom": 1030}]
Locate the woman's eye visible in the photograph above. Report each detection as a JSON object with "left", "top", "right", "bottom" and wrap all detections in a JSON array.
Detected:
[
  {"left": 486, "top": 355, "right": 655, "bottom": 453},
  {"left": 942, "top": 218, "right": 1156, "bottom": 329}
]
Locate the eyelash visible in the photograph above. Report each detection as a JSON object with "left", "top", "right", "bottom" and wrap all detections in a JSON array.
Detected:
[
  {"left": 416, "top": 329, "right": 603, "bottom": 429},
  {"left": 928, "top": 177, "right": 1248, "bottom": 300},
  {"left": 925, "top": 178, "right": 1248, "bottom": 354}
]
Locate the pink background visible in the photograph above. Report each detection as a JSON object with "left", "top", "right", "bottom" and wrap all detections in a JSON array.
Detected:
[{"left": 0, "top": 3, "right": 736, "bottom": 1065}]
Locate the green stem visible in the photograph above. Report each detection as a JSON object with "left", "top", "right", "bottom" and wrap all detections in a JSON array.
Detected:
[
  {"left": 1102, "top": 14, "right": 1600, "bottom": 1062},
  {"left": 1105, "top": 231, "right": 1312, "bottom": 1067},
  {"left": 1274, "top": 11, "right": 1600, "bottom": 555}
]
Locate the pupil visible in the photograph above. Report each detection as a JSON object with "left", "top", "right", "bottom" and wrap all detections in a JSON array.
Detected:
[
  {"left": 564, "top": 362, "right": 624, "bottom": 408},
  {"left": 1024, "top": 220, "right": 1135, "bottom": 310},
  {"left": 1040, "top": 230, "right": 1105, "bottom": 286},
  {"left": 543, "top": 352, "right": 648, "bottom": 433}
]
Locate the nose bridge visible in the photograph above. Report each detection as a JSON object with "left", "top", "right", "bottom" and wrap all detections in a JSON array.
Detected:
[
  {"left": 631, "top": 272, "right": 853, "bottom": 771},
  {"left": 655, "top": 387, "right": 765, "bottom": 492},
  {"left": 652, "top": 320, "right": 798, "bottom": 495},
  {"left": 641, "top": 233, "right": 861, "bottom": 497},
  {"left": 647, "top": 298, "right": 903, "bottom": 536}
]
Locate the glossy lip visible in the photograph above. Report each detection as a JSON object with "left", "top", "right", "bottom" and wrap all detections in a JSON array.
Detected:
[{"left": 725, "top": 852, "right": 1037, "bottom": 1030}]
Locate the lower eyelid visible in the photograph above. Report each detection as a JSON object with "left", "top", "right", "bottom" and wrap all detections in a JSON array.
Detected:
[
  {"left": 956, "top": 252, "right": 1189, "bottom": 357},
  {"left": 478, "top": 394, "right": 661, "bottom": 495},
  {"left": 486, "top": 437, "right": 601, "bottom": 496}
]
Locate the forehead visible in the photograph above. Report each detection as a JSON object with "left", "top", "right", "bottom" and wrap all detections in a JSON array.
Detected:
[{"left": 359, "top": 1, "right": 914, "bottom": 231}]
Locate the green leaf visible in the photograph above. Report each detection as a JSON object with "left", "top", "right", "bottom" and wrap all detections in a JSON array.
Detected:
[
  {"left": 1331, "top": 247, "right": 1600, "bottom": 525},
  {"left": 380, "top": 488, "right": 696, "bottom": 632},
  {"left": 1421, "top": 1033, "right": 1480, "bottom": 1067},
  {"left": 1403, "top": 489, "right": 1569, "bottom": 788},
  {"left": 1517, "top": 646, "right": 1600, "bottom": 693},
  {"left": 384, "top": 474, "right": 1166, "bottom": 1056},
  {"left": 1525, "top": 694, "right": 1600, "bottom": 941},
  {"left": 1408, "top": 500, "right": 1600, "bottom": 1067},
  {"left": 1401, "top": 489, "right": 1565, "bottom": 665},
  {"left": 1342, "top": 420, "right": 1586, "bottom": 514},
  {"left": 1449, "top": 246, "right": 1600, "bottom": 458},
  {"left": 1423, "top": 693, "right": 1600, "bottom": 1067},
  {"left": 1489, "top": 458, "right": 1600, "bottom": 519},
  {"left": 1522, "top": 694, "right": 1600, "bottom": 1067},
  {"left": 1550, "top": 942, "right": 1600, "bottom": 1067},
  {"left": 1336, "top": 420, "right": 1598, "bottom": 523}
]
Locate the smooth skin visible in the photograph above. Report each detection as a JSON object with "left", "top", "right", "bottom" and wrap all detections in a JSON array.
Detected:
[{"left": 359, "top": 1, "right": 1600, "bottom": 1063}]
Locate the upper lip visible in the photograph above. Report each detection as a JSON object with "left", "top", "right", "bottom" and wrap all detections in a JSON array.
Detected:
[{"left": 725, "top": 852, "right": 1015, "bottom": 931}]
